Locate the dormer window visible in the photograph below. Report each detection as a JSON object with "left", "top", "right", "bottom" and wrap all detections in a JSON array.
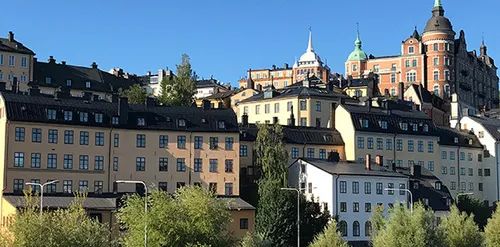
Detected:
[
  {"left": 454, "top": 137, "right": 459, "bottom": 144},
  {"left": 137, "top": 117, "right": 145, "bottom": 126},
  {"left": 378, "top": 120, "right": 388, "bottom": 129},
  {"left": 45, "top": 77, "right": 52, "bottom": 84},
  {"left": 412, "top": 124, "right": 418, "bottom": 131},
  {"left": 218, "top": 121, "right": 226, "bottom": 129},
  {"left": 408, "top": 46, "right": 415, "bottom": 54},
  {"left": 79, "top": 112, "right": 88, "bottom": 122},
  {"left": 413, "top": 181, "right": 419, "bottom": 189},
  {"left": 112, "top": 116, "right": 119, "bottom": 125},
  {"left": 66, "top": 80, "right": 72, "bottom": 87},
  {"left": 400, "top": 122, "right": 408, "bottom": 131},
  {"left": 435, "top": 182, "right": 442, "bottom": 190},
  {"left": 63, "top": 111, "right": 73, "bottom": 121},
  {"left": 95, "top": 113, "right": 103, "bottom": 123},
  {"left": 85, "top": 81, "right": 91, "bottom": 88},
  {"left": 178, "top": 119, "right": 186, "bottom": 127},
  {"left": 468, "top": 139, "right": 473, "bottom": 145},
  {"left": 423, "top": 124, "right": 429, "bottom": 132},
  {"left": 359, "top": 119, "right": 369, "bottom": 128},
  {"left": 47, "top": 109, "right": 57, "bottom": 120}
]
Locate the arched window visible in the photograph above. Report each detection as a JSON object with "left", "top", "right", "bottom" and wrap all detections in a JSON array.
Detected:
[
  {"left": 365, "top": 221, "right": 372, "bottom": 236},
  {"left": 433, "top": 84, "right": 440, "bottom": 96},
  {"left": 353, "top": 221, "right": 360, "bottom": 237},
  {"left": 339, "top": 221, "right": 348, "bottom": 237}
]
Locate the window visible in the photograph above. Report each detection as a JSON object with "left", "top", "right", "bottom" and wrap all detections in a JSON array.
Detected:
[
  {"left": 367, "top": 137, "right": 374, "bottom": 149},
  {"left": 385, "top": 139, "right": 393, "bottom": 150},
  {"left": 391, "top": 73, "right": 396, "bottom": 83},
  {"left": 418, "top": 141, "right": 424, "bottom": 152},
  {"left": 264, "top": 104, "right": 270, "bottom": 114},
  {"left": 94, "top": 156, "right": 104, "bottom": 170},
  {"left": 86, "top": 81, "right": 91, "bottom": 88},
  {"left": 240, "top": 218, "right": 249, "bottom": 230},
  {"left": 225, "top": 159, "right": 233, "bottom": 173},
  {"left": 159, "top": 135, "right": 168, "bottom": 148},
  {"left": 113, "top": 133, "right": 119, "bottom": 147},
  {"left": 352, "top": 182, "right": 359, "bottom": 194},
  {"left": 408, "top": 140, "right": 414, "bottom": 152},
  {"left": 48, "top": 129, "right": 58, "bottom": 144},
  {"left": 460, "top": 152, "right": 465, "bottom": 161},
  {"left": 63, "top": 111, "right": 73, "bottom": 121},
  {"left": 340, "top": 181, "right": 347, "bottom": 193},
  {"left": 159, "top": 157, "right": 168, "bottom": 171},
  {"left": 353, "top": 221, "right": 360, "bottom": 237},
  {"left": 319, "top": 149, "right": 326, "bottom": 159},
  {"left": 433, "top": 43, "right": 439, "bottom": 51},
  {"left": 478, "top": 169, "right": 483, "bottom": 177},
  {"left": 94, "top": 181, "right": 103, "bottom": 194},
  {"left": 376, "top": 183, "right": 383, "bottom": 194},
  {"left": 340, "top": 202, "right": 347, "bottom": 212},
  {"left": 460, "top": 168, "right": 466, "bottom": 176},
  {"left": 137, "top": 117, "right": 145, "bottom": 126},
  {"left": 80, "top": 131, "right": 89, "bottom": 145},
  {"left": 13, "top": 179, "right": 24, "bottom": 193},
  {"left": 79, "top": 155, "right": 89, "bottom": 170},
  {"left": 485, "top": 169, "right": 491, "bottom": 176},
  {"left": 95, "top": 113, "right": 103, "bottom": 123},
  {"left": 433, "top": 84, "right": 440, "bottom": 95},
  {"left": 405, "top": 60, "right": 410, "bottom": 68},
  {"left": 469, "top": 182, "right": 474, "bottom": 191},
  {"left": 468, "top": 168, "right": 474, "bottom": 176},
  {"left": 14, "top": 152, "right": 24, "bottom": 167},
  {"left": 47, "top": 153, "right": 57, "bottom": 169},
  {"left": 194, "top": 158, "right": 202, "bottom": 172},
  {"left": 240, "top": 145, "right": 248, "bottom": 157},
  {"left": 159, "top": 182, "right": 168, "bottom": 191},
  {"left": 353, "top": 202, "right": 359, "bottom": 212},
  {"left": 299, "top": 100, "right": 307, "bottom": 110},
  {"left": 307, "top": 148, "right": 314, "bottom": 158},
  {"left": 112, "top": 116, "right": 119, "bottom": 125},
  {"left": 399, "top": 184, "right": 406, "bottom": 195},
  {"left": 194, "top": 136, "right": 203, "bottom": 149},
  {"left": 32, "top": 128, "right": 42, "bottom": 143},
  {"left": 15, "top": 127, "right": 25, "bottom": 142},
  {"left": 286, "top": 101, "right": 293, "bottom": 112},
  {"left": 63, "top": 180, "right": 72, "bottom": 193},
  {"left": 412, "top": 59, "right": 417, "bottom": 67},
  {"left": 357, "top": 137, "right": 365, "bottom": 149},
  {"left": 379, "top": 120, "right": 388, "bottom": 129},
  {"left": 450, "top": 167, "right": 456, "bottom": 175},
  {"left": 136, "top": 157, "right": 146, "bottom": 171},
  {"left": 274, "top": 103, "right": 280, "bottom": 113},
  {"left": 225, "top": 183, "right": 233, "bottom": 195},
  {"left": 209, "top": 137, "right": 218, "bottom": 149},
  {"left": 406, "top": 72, "right": 416, "bottom": 82},
  {"left": 113, "top": 157, "right": 119, "bottom": 171},
  {"left": 360, "top": 119, "right": 369, "bottom": 128},
  {"left": 255, "top": 105, "right": 260, "bottom": 114},
  {"left": 176, "top": 182, "right": 186, "bottom": 189},
  {"left": 209, "top": 159, "right": 218, "bottom": 173},
  {"left": 79, "top": 112, "right": 88, "bottom": 122},
  {"left": 339, "top": 221, "right": 347, "bottom": 236},
  {"left": 7, "top": 55, "right": 14, "bottom": 66},
  {"left": 64, "top": 130, "right": 74, "bottom": 144},
  {"left": 376, "top": 138, "right": 383, "bottom": 150},
  {"left": 136, "top": 134, "right": 146, "bottom": 148},
  {"left": 365, "top": 221, "right": 372, "bottom": 237},
  {"left": 31, "top": 153, "right": 41, "bottom": 168},
  {"left": 408, "top": 46, "right": 414, "bottom": 54},
  {"left": 387, "top": 183, "right": 394, "bottom": 195},
  {"left": 315, "top": 101, "right": 321, "bottom": 112},
  {"left": 209, "top": 183, "right": 217, "bottom": 193},
  {"left": 364, "top": 182, "right": 371, "bottom": 194},
  {"left": 396, "top": 139, "right": 403, "bottom": 151},
  {"left": 225, "top": 137, "right": 234, "bottom": 150},
  {"left": 441, "top": 166, "right": 447, "bottom": 175},
  {"left": 176, "top": 158, "right": 186, "bottom": 172},
  {"left": 479, "top": 183, "right": 483, "bottom": 192},
  {"left": 450, "top": 151, "right": 455, "bottom": 160},
  {"left": 450, "top": 182, "right": 456, "bottom": 190},
  {"left": 178, "top": 119, "right": 186, "bottom": 127},
  {"left": 63, "top": 154, "right": 73, "bottom": 169},
  {"left": 365, "top": 203, "right": 372, "bottom": 213},
  {"left": 291, "top": 147, "right": 299, "bottom": 159}
]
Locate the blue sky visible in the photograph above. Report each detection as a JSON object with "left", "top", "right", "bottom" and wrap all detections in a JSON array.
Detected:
[{"left": 1, "top": 0, "right": 498, "bottom": 86}]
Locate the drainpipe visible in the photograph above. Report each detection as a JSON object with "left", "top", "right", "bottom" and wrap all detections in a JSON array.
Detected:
[
  {"left": 107, "top": 128, "right": 113, "bottom": 192},
  {"left": 457, "top": 146, "right": 461, "bottom": 194},
  {"left": 335, "top": 174, "right": 340, "bottom": 217},
  {"left": 496, "top": 141, "right": 500, "bottom": 201},
  {"left": 189, "top": 132, "right": 193, "bottom": 185},
  {"left": 393, "top": 133, "right": 397, "bottom": 166}
]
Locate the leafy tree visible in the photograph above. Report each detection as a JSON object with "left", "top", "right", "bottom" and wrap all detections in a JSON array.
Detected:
[
  {"left": 239, "top": 232, "right": 272, "bottom": 247},
  {"left": 372, "top": 203, "right": 442, "bottom": 247},
  {"left": 485, "top": 202, "right": 500, "bottom": 247},
  {"left": 371, "top": 205, "right": 385, "bottom": 238},
  {"left": 300, "top": 197, "right": 330, "bottom": 246},
  {"left": 122, "top": 83, "right": 147, "bottom": 104},
  {"left": 254, "top": 124, "right": 288, "bottom": 185},
  {"left": 2, "top": 193, "right": 113, "bottom": 247},
  {"left": 439, "top": 205, "right": 483, "bottom": 247},
  {"left": 309, "top": 220, "right": 348, "bottom": 247},
  {"left": 457, "top": 195, "right": 493, "bottom": 229},
  {"left": 118, "top": 186, "right": 233, "bottom": 247},
  {"left": 158, "top": 54, "right": 197, "bottom": 106}
]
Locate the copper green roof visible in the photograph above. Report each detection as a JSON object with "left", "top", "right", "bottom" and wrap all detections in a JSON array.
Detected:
[{"left": 347, "top": 35, "right": 368, "bottom": 61}]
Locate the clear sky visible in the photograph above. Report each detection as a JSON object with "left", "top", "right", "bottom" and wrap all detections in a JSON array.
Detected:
[{"left": 1, "top": 0, "right": 498, "bottom": 86}]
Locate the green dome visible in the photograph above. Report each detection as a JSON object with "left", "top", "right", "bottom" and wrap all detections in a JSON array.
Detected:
[{"left": 347, "top": 36, "right": 368, "bottom": 61}]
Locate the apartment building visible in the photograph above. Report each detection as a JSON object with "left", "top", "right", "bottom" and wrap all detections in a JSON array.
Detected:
[
  {"left": 0, "top": 31, "right": 35, "bottom": 91},
  {"left": 0, "top": 88, "right": 254, "bottom": 236}
]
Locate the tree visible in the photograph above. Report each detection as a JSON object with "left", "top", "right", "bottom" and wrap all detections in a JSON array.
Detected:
[
  {"left": 439, "top": 205, "right": 483, "bottom": 247},
  {"left": 118, "top": 186, "right": 233, "bottom": 247},
  {"left": 3, "top": 193, "right": 113, "bottom": 247},
  {"left": 254, "top": 124, "right": 288, "bottom": 185},
  {"left": 485, "top": 202, "right": 500, "bottom": 247},
  {"left": 122, "top": 83, "right": 147, "bottom": 104},
  {"left": 158, "top": 54, "right": 197, "bottom": 106},
  {"left": 371, "top": 205, "right": 385, "bottom": 238},
  {"left": 457, "top": 195, "right": 493, "bottom": 229},
  {"left": 372, "top": 203, "right": 442, "bottom": 247},
  {"left": 300, "top": 197, "right": 330, "bottom": 245},
  {"left": 239, "top": 232, "right": 272, "bottom": 247},
  {"left": 309, "top": 220, "right": 348, "bottom": 247}
]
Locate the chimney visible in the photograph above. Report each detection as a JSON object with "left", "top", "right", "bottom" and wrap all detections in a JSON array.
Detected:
[
  {"left": 289, "top": 105, "right": 295, "bottom": 126},
  {"left": 330, "top": 102, "right": 337, "bottom": 129},
  {"left": 8, "top": 31, "right": 14, "bottom": 42},
  {"left": 0, "top": 82, "right": 6, "bottom": 91},
  {"left": 91, "top": 62, "right": 98, "bottom": 69},
  {"left": 118, "top": 97, "right": 129, "bottom": 125},
  {"left": 48, "top": 56, "right": 56, "bottom": 64},
  {"left": 328, "top": 152, "right": 340, "bottom": 162},
  {"left": 82, "top": 92, "right": 93, "bottom": 100},
  {"left": 365, "top": 154, "right": 372, "bottom": 170},
  {"left": 257, "top": 84, "right": 262, "bottom": 92},
  {"left": 367, "top": 99, "right": 372, "bottom": 112},
  {"left": 242, "top": 113, "right": 249, "bottom": 126},
  {"left": 411, "top": 164, "right": 422, "bottom": 177},
  {"left": 375, "top": 155, "right": 383, "bottom": 166},
  {"left": 284, "top": 63, "right": 289, "bottom": 69},
  {"left": 12, "top": 77, "right": 18, "bottom": 93},
  {"left": 398, "top": 82, "right": 404, "bottom": 101},
  {"left": 92, "top": 95, "right": 100, "bottom": 101},
  {"left": 61, "top": 61, "right": 66, "bottom": 65}
]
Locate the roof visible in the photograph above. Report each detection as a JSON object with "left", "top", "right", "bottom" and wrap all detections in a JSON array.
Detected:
[
  {"left": 0, "top": 33, "right": 35, "bottom": 55},
  {"left": 407, "top": 84, "right": 447, "bottom": 111},
  {"left": 239, "top": 124, "right": 344, "bottom": 146},
  {"left": 32, "top": 60, "right": 139, "bottom": 93},
  {"left": 468, "top": 115, "right": 500, "bottom": 140},
  {"left": 203, "top": 90, "right": 235, "bottom": 100},
  {"left": 436, "top": 127, "right": 483, "bottom": 148},
  {"left": 4, "top": 195, "right": 116, "bottom": 210},
  {"left": 298, "top": 158, "right": 407, "bottom": 178},
  {"left": 0, "top": 91, "right": 239, "bottom": 132},
  {"left": 423, "top": 4, "right": 454, "bottom": 34},
  {"left": 347, "top": 35, "right": 368, "bottom": 61},
  {"left": 196, "top": 79, "right": 226, "bottom": 89},
  {"left": 219, "top": 197, "right": 255, "bottom": 210}
]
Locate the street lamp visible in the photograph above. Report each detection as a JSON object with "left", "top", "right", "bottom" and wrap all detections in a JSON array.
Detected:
[
  {"left": 116, "top": 180, "right": 148, "bottom": 247},
  {"left": 281, "top": 187, "right": 300, "bottom": 247},
  {"left": 385, "top": 188, "right": 413, "bottom": 213},
  {"left": 25, "top": 180, "right": 59, "bottom": 215}
]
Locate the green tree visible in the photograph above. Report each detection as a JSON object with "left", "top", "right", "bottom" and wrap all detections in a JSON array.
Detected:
[
  {"left": 457, "top": 195, "right": 493, "bottom": 229},
  {"left": 254, "top": 124, "right": 288, "bottom": 185},
  {"left": 239, "top": 232, "right": 272, "bottom": 247},
  {"left": 122, "top": 83, "right": 147, "bottom": 104},
  {"left": 485, "top": 202, "right": 500, "bottom": 247},
  {"left": 3, "top": 193, "right": 113, "bottom": 247},
  {"left": 300, "top": 197, "right": 330, "bottom": 245},
  {"left": 372, "top": 203, "right": 442, "bottom": 247},
  {"left": 371, "top": 205, "right": 385, "bottom": 238},
  {"left": 158, "top": 54, "right": 197, "bottom": 106},
  {"left": 118, "top": 186, "right": 233, "bottom": 247},
  {"left": 309, "top": 220, "right": 348, "bottom": 247},
  {"left": 439, "top": 205, "right": 483, "bottom": 247}
]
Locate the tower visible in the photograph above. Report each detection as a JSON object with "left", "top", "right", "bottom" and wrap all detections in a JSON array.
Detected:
[
  {"left": 345, "top": 24, "right": 368, "bottom": 79},
  {"left": 292, "top": 29, "right": 330, "bottom": 83}
]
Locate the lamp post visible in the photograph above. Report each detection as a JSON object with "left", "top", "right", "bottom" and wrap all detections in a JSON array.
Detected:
[
  {"left": 281, "top": 187, "right": 300, "bottom": 247},
  {"left": 385, "top": 188, "right": 413, "bottom": 213},
  {"left": 25, "top": 180, "right": 59, "bottom": 215},
  {"left": 116, "top": 180, "right": 148, "bottom": 247}
]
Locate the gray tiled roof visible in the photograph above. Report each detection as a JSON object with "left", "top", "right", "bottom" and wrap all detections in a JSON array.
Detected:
[
  {"left": 436, "top": 126, "right": 483, "bottom": 148},
  {"left": 299, "top": 158, "right": 407, "bottom": 178}
]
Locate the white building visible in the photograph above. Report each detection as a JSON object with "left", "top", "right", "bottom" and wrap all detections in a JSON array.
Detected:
[
  {"left": 195, "top": 78, "right": 229, "bottom": 99},
  {"left": 289, "top": 157, "right": 408, "bottom": 243},
  {"left": 140, "top": 69, "right": 174, "bottom": 96}
]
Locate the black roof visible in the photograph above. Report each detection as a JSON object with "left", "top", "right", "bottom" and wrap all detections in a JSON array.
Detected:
[
  {"left": 468, "top": 115, "right": 500, "bottom": 141},
  {"left": 239, "top": 124, "right": 344, "bottom": 146},
  {"left": 436, "top": 127, "right": 483, "bottom": 148},
  {"left": 298, "top": 158, "right": 407, "bottom": 178},
  {"left": 0, "top": 34, "right": 35, "bottom": 55},
  {"left": 31, "top": 60, "right": 139, "bottom": 93},
  {"left": 408, "top": 84, "right": 447, "bottom": 111},
  {"left": 196, "top": 78, "right": 226, "bottom": 89},
  {"left": 424, "top": 6, "right": 454, "bottom": 34},
  {"left": 0, "top": 91, "right": 238, "bottom": 132}
]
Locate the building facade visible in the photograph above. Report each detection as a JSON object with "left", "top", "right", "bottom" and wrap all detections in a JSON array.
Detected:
[{"left": 0, "top": 31, "right": 35, "bottom": 91}]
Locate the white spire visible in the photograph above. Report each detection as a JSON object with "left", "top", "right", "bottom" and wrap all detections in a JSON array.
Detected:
[{"left": 307, "top": 28, "right": 314, "bottom": 52}]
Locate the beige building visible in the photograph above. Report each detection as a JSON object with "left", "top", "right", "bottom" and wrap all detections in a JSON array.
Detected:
[
  {"left": 0, "top": 88, "right": 254, "bottom": 237},
  {"left": 0, "top": 31, "right": 35, "bottom": 91}
]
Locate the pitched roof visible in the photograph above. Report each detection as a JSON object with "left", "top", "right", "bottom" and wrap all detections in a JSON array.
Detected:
[
  {"left": 436, "top": 126, "right": 483, "bottom": 148},
  {"left": 0, "top": 91, "right": 239, "bottom": 132},
  {"left": 468, "top": 115, "right": 500, "bottom": 140},
  {"left": 0, "top": 35, "right": 35, "bottom": 55},
  {"left": 239, "top": 84, "right": 350, "bottom": 104},
  {"left": 203, "top": 90, "right": 235, "bottom": 100},
  {"left": 196, "top": 79, "right": 226, "bottom": 89},
  {"left": 219, "top": 197, "right": 255, "bottom": 210},
  {"left": 298, "top": 158, "right": 407, "bottom": 178}
]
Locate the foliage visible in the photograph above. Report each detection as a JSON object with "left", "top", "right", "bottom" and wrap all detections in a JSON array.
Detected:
[
  {"left": 485, "top": 202, "right": 500, "bottom": 247},
  {"left": 372, "top": 203, "right": 442, "bottom": 247},
  {"left": 118, "top": 186, "right": 233, "bottom": 247},
  {"left": 309, "top": 220, "right": 348, "bottom": 247},
  {"left": 254, "top": 124, "right": 288, "bottom": 185},
  {"left": 239, "top": 232, "right": 272, "bottom": 247},
  {"left": 300, "top": 197, "right": 330, "bottom": 246},
  {"left": 371, "top": 205, "right": 385, "bottom": 238},
  {"left": 457, "top": 195, "right": 493, "bottom": 229},
  {"left": 439, "top": 205, "right": 483, "bottom": 247},
  {"left": 158, "top": 54, "right": 197, "bottom": 106},
  {"left": 4, "top": 192, "right": 113, "bottom": 247},
  {"left": 122, "top": 83, "right": 147, "bottom": 104}
]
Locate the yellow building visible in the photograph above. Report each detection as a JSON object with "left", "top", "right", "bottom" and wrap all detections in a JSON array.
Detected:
[
  {"left": 0, "top": 87, "right": 254, "bottom": 238},
  {"left": 0, "top": 31, "right": 35, "bottom": 91}
]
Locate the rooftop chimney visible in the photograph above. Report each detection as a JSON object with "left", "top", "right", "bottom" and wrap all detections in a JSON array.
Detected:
[
  {"left": 398, "top": 82, "right": 404, "bottom": 101},
  {"left": 48, "top": 56, "right": 56, "bottom": 64},
  {"left": 118, "top": 97, "right": 129, "bottom": 125},
  {"left": 330, "top": 102, "right": 337, "bottom": 129},
  {"left": 0, "top": 82, "right": 6, "bottom": 91},
  {"left": 365, "top": 154, "right": 372, "bottom": 170},
  {"left": 242, "top": 113, "right": 249, "bottom": 126},
  {"left": 61, "top": 61, "right": 66, "bottom": 65},
  {"left": 12, "top": 77, "right": 18, "bottom": 93},
  {"left": 328, "top": 151, "right": 340, "bottom": 162},
  {"left": 375, "top": 155, "right": 383, "bottom": 166},
  {"left": 411, "top": 164, "right": 422, "bottom": 177},
  {"left": 8, "top": 31, "right": 14, "bottom": 42},
  {"left": 91, "top": 62, "right": 98, "bottom": 69}
]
